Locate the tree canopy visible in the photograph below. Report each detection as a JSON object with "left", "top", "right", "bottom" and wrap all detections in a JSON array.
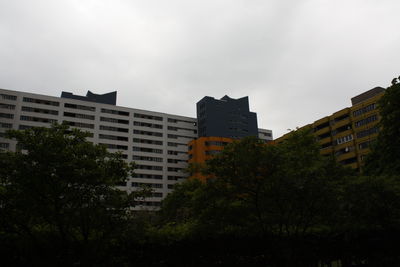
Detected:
[
  {"left": 158, "top": 124, "right": 400, "bottom": 266},
  {"left": 364, "top": 81, "right": 400, "bottom": 175},
  {"left": 0, "top": 124, "right": 144, "bottom": 266}
]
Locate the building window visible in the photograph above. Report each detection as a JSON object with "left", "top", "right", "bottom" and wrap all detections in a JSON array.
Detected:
[
  {"left": 63, "top": 121, "right": 94, "bottom": 129},
  {"left": 353, "top": 103, "right": 376, "bottom": 117},
  {"left": 132, "top": 182, "right": 163, "bottom": 189},
  {"left": 22, "top": 106, "right": 58, "bottom": 115},
  {"left": 100, "top": 125, "right": 129, "bottom": 133},
  {"left": 356, "top": 127, "right": 379, "bottom": 138},
  {"left": 335, "top": 146, "right": 354, "bottom": 157},
  {"left": 314, "top": 122, "right": 330, "bottom": 132},
  {"left": 19, "top": 125, "right": 33, "bottom": 130},
  {"left": 167, "top": 150, "right": 186, "bottom": 155},
  {"left": 100, "top": 116, "right": 129, "bottom": 125},
  {"left": 167, "top": 176, "right": 185, "bottom": 180},
  {"left": 133, "top": 173, "right": 163, "bottom": 179},
  {"left": 101, "top": 108, "right": 129, "bottom": 116},
  {"left": 167, "top": 118, "right": 195, "bottom": 124},
  {"left": 0, "top": 143, "right": 10, "bottom": 149},
  {"left": 355, "top": 114, "right": 378, "bottom": 128},
  {"left": 168, "top": 142, "right": 186, "bottom": 147},
  {"left": 336, "top": 134, "right": 353, "bottom": 145},
  {"left": 20, "top": 115, "right": 57, "bottom": 124},
  {"left": 134, "top": 113, "right": 163, "bottom": 121},
  {"left": 167, "top": 134, "right": 194, "bottom": 139},
  {"left": 205, "top": 141, "right": 229, "bottom": 146},
  {"left": 134, "top": 121, "right": 163, "bottom": 129},
  {"left": 321, "top": 142, "right": 332, "bottom": 149},
  {"left": 0, "top": 123, "right": 12, "bottom": 129},
  {"left": 64, "top": 103, "right": 95, "bottom": 112},
  {"left": 23, "top": 97, "right": 59, "bottom": 106},
  {"left": 0, "top": 113, "right": 14, "bottom": 119},
  {"left": 133, "top": 155, "right": 163, "bottom": 162},
  {"left": 133, "top": 138, "right": 163, "bottom": 145},
  {"left": 0, "top": 104, "right": 16, "bottom": 110},
  {"left": 167, "top": 125, "right": 196, "bottom": 134},
  {"left": 99, "top": 134, "right": 129, "bottom": 142},
  {"left": 1, "top": 93, "right": 17, "bottom": 101},
  {"left": 333, "top": 114, "right": 349, "bottom": 123},
  {"left": 134, "top": 201, "right": 161, "bottom": 207},
  {"left": 64, "top": 112, "right": 95, "bottom": 120},
  {"left": 133, "top": 146, "right": 163, "bottom": 154},
  {"left": 133, "top": 129, "right": 163, "bottom": 137},
  {"left": 151, "top": 192, "right": 163, "bottom": 198},
  {"left": 136, "top": 165, "right": 163, "bottom": 171},
  {"left": 168, "top": 158, "right": 187, "bottom": 164},
  {"left": 168, "top": 167, "right": 184, "bottom": 172}
]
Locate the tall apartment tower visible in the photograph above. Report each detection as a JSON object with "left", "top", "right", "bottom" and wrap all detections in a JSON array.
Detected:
[
  {"left": 189, "top": 95, "right": 272, "bottom": 181},
  {"left": 197, "top": 95, "right": 259, "bottom": 138}
]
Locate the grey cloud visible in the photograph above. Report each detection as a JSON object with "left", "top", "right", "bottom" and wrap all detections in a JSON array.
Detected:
[{"left": 1, "top": 0, "right": 399, "bottom": 137}]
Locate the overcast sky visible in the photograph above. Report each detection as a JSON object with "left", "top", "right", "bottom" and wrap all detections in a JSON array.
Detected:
[{"left": 1, "top": 0, "right": 399, "bottom": 137}]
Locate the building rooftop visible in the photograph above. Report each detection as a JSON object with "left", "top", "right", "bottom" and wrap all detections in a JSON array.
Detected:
[
  {"left": 61, "top": 90, "right": 117, "bottom": 105},
  {"left": 351, "top": 87, "right": 385, "bottom": 105}
]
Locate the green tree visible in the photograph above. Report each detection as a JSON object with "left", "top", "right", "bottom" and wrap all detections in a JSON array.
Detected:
[
  {"left": 364, "top": 81, "right": 400, "bottom": 175},
  {"left": 204, "top": 130, "right": 348, "bottom": 238},
  {"left": 339, "top": 174, "right": 400, "bottom": 266},
  {"left": 158, "top": 130, "right": 351, "bottom": 266},
  {"left": 0, "top": 124, "right": 144, "bottom": 265},
  {"left": 346, "top": 78, "right": 400, "bottom": 265}
]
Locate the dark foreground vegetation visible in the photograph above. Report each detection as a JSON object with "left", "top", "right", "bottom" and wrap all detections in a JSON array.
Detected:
[{"left": 1, "top": 80, "right": 399, "bottom": 266}]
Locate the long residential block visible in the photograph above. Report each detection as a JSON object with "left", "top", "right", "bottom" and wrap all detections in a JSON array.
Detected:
[
  {"left": 275, "top": 87, "right": 385, "bottom": 171},
  {"left": 0, "top": 88, "right": 198, "bottom": 208}
]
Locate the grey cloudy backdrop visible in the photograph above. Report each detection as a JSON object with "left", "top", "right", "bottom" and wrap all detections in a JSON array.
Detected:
[{"left": 1, "top": 0, "right": 399, "bottom": 138}]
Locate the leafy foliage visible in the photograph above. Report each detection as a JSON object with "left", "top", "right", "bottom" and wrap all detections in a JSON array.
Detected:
[
  {"left": 365, "top": 82, "right": 400, "bottom": 175},
  {"left": 0, "top": 124, "right": 144, "bottom": 265},
  {"left": 157, "top": 126, "right": 400, "bottom": 266}
]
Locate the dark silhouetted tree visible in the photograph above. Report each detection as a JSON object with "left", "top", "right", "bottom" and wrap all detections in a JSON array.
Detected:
[
  {"left": 0, "top": 124, "right": 145, "bottom": 266},
  {"left": 364, "top": 80, "right": 400, "bottom": 175}
]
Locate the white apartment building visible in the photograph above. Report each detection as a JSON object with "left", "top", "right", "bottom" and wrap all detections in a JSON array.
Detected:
[
  {"left": 1, "top": 88, "right": 273, "bottom": 207},
  {"left": 0, "top": 88, "right": 198, "bottom": 208}
]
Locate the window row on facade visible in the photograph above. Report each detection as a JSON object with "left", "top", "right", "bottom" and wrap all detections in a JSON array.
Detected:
[
  {"left": 0, "top": 112, "right": 14, "bottom": 119},
  {"left": 0, "top": 103, "right": 16, "bottom": 110},
  {"left": 354, "top": 114, "right": 378, "bottom": 128},
  {"left": 352, "top": 103, "right": 376, "bottom": 117},
  {"left": 356, "top": 127, "right": 379, "bottom": 139},
  {"left": 1, "top": 93, "right": 17, "bottom": 101},
  {"left": 336, "top": 134, "right": 354, "bottom": 145},
  {"left": 3, "top": 100, "right": 195, "bottom": 130}
]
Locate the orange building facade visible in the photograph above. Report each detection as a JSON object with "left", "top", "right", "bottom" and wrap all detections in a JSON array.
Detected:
[{"left": 188, "top": 136, "right": 234, "bottom": 181}]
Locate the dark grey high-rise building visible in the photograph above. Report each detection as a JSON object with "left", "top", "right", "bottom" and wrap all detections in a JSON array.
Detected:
[{"left": 197, "top": 95, "right": 258, "bottom": 138}]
